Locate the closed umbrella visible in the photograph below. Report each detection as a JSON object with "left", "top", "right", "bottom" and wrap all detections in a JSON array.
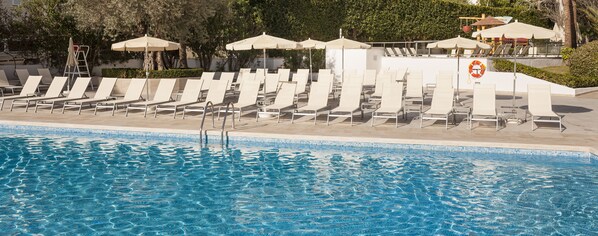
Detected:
[
  {"left": 65, "top": 37, "right": 77, "bottom": 91},
  {"left": 325, "top": 37, "right": 371, "bottom": 83},
  {"left": 427, "top": 36, "right": 491, "bottom": 101},
  {"left": 111, "top": 34, "right": 181, "bottom": 99},
  {"left": 473, "top": 20, "right": 555, "bottom": 119},
  {"left": 299, "top": 38, "right": 326, "bottom": 82}
]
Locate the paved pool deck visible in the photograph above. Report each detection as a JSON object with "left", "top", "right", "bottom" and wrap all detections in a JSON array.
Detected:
[{"left": 1, "top": 90, "right": 597, "bottom": 155}]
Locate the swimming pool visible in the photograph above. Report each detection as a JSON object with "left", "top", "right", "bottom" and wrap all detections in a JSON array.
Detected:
[{"left": 0, "top": 130, "right": 596, "bottom": 235}]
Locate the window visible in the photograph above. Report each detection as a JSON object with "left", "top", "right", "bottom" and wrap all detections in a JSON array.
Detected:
[{"left": 12, "top": 0, "right": 21, "bottom": 6}]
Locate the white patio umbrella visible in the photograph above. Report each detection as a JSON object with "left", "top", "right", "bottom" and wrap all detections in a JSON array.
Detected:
[
  {"left": 473, "top": 20, "right": 555, "bottom": 114},
  {"left": 111, "top": 34, "right": 181, "bottom": 99},
  {"left": 325, "top": 37, "right": 371, "bottom": 83},
  {"left": 299, "top": 38, "right": 326, "bottom": 82},
  {"left": 65, "top": 37, "right": 77, "bottom": 91},
  {"left": 427, "top": 36, "right": 491, "bottom": 101},
  {"left": 225, "top": 32, "right": 301, "bottom": 76}
]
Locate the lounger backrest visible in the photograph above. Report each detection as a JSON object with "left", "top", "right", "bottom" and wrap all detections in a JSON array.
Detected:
[
  {"left": 296, "top": 69, "right": 309, "bottom": 78},
  {"left": 204, "top": 79, "right": 229, "bottom": 104},
  {"left": 436, "top": 71, "right": 453, "bottom": 90},
  {"left": 153, "top": 79, "right": 176, "bottom": 101},
  {"left": 67, "top": 77, "right": 91, "bottom": 99},
  {"left": 363, "top": 69, "right": 377, "bottom": 86},
  {"left": 317, "top": 73, "right": 334, "bottom": 93},
  {"left": 473, "top": 84, "right": 496, "bottom": 114},
  {"left": 255, "top": 69, "right": 266, "bottom": 83},
  {"left": 237, "top": 68, "right": 251, "bottom": 83},
  {"left": 15, "top": 69, "right": 30, "bottom": 86},
  {"left": 292, "top": 73, "right": 308, "bottom": 94},
  {"left": 44, "top": 76, "right": 68, "bottom": 97},
  {"left": 380, "top": 81, "right": 404, "bottom": 110},
  {"left": 339, "top": 84, "right": 362, "bottom": 108},
  {"left": 307, "top": 82, "right": 330, "bottom": 108},
  {"left": 395, "top": 68, "right": 408, "bottom": 81},
  {"left": 405, "top": 70, "right": 423, "bottom": 98},
  {"left": 93, "top": 78, "right": 118, "bottom": 99},
  {"left": 273, "top": 82, "right": 297, "bottom": 106},
  {"left": 220, "top": 72, "right": 235, "bottom": 87},
  {"left": 200, "top": 72, "right": 215, "bottom": 91},
  {"left": 180, "top": 79, "right": 203, "bottom": 102},
  {"left": 528, "top": 84, "right": 553, "bottom": 114},
  {"left": 430, "top": 88, "right": 454, "bottom": 111},
  {"left": 0, "top": 70, "right": 10, "bottom": 86},
  {"left": 19, "top": 76, "right": 42, "bottom": 96},
  {"left": 264, "top": 73, "right": 279, "bottom": 94},
  {"left": 237, "top": 80, "right": 260, "bottom": 104},
  {"left": 278, "top": 68, "right": 290, "bottom": 82},
  {"left": 343, "top": 70, "right": 363, "bottom": 85},
  {"left": 37, "top": 68, "right": 53, "bottom": 84},
  {"left": 372, "top": 72, "right": 392, "bottom": 97},
  {"left": 123, "top": 79, "right": 147, "bottom": 100},
  {"left": 318, "top": 69, "right": 331, "bottom": 77}
]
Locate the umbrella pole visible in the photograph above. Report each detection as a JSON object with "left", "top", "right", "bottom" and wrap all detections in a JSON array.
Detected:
[
  {"left": 145, "top": 46, "right": 150, "bottom": 100},
  {"left": 512, "top": 40, "right": 517, "bottom": 113},
  {"left": 456, "top": 50, "right": 460, "bottom": 103},
  {"left": 309, "top": 48, "right": 313, "bottom": 83},
  {"left": 341, "top": 47, "right": 344, "bottom": 84}
]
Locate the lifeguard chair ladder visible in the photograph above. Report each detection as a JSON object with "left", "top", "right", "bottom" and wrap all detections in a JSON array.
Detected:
[{"left": 63, "top": 44, "right": 93, "bottom": 90}]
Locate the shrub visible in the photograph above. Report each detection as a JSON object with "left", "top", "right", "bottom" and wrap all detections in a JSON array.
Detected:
[
  {"left": 560, "top": 47, "right": 575, "bottom": 66},
  {"left": 101, "top": 68, "right": 203, "bottom": 78},
  {"left": 492, "top": 59, "right": 598, "bottom": 88},
  {"left": 569, "top": 41, "right": 598, "bottom": 78}
]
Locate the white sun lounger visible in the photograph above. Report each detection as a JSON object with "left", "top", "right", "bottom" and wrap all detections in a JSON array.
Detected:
[
  {"left": 371, "top": 81, "right": 404, "bottom": 127},
  {"left": 292, "top": 72, "right": 309, "bottom": 100},
  {"left": 220, "top": 72, "right": 235, "bottom": 90},
  {"left": 154, "top": 79, "right": 204, "bottom": 118},
  {"left": 0, "top": 76, "right": 42, "bottom": 111},
  {"left": 363, "top": 69, "right": 377, "bottom": 88},
  {"left": 0, "top": 69, "right": 23, "bottom": 96},
  {"left": 199, "top": 72, "right": 215, "bottom": 97},
  {"left": 218, "top": 79, "right": 260, "bottom": 121},
  {"left": 35, "top": 77, "right": 91, "bottom": 113},
  {"left": 36, "top": 68, "right": 54, "bottom": 86},
  {"left": 125, "top": 79, "right": 176, "bottom": 117},
  {"left": 94, "top": 78, "right": 146, "bottom": 116},
  {"left": 256, "top": 82, "right": 297, "bottom": 123},
  {"left": 278, "top": 68, "right": 290, "bottom": 82},
  {"left": 327, "top": 83, "right": 363, "bottom": 126},
  {"left": 62, "top": 77, "right": 118, "bottom": 114},
  {"left": 404, "top": 70, "right": 425, "bottom": 115},
  {"left": 526, "top": 84, "right": 563, "bottom": 132},
  {"left": 16, "top": 69, "right": 48, "bottom": 92},
  {"left": 291, "top": 81, "right": 330, "bottom": 124},
  {"left": 182, "top": 79, "right": 230, "bottom": 119},
  {"left": 420, "top": 88, "right": 455, "bottom": 129},
  {"left": 11, "top": 76, "right": 68, "bottom": 112},
  {"left": 368, "top": 72, "right": 392, "bottom": 102},
  {"left": 469, "top": 84, "right": 500, "bottom": 130}
]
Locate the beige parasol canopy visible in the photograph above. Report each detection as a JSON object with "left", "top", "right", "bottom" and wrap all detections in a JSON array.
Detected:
[
  {"left": 300, "top": 38, "right": 326, "bottom": 49},
  {"left": 225, "top": 32, "right": 301, "bottom": 50},
  {"left": 325, "top": 37, "right": 372, "bottom": 49},
  {"left": 471, "top": 20, "right": 555, "bottom": 39},
  {"left": 427, "top": 35, "right": 491, "bottom": 50},
  {"left": 111, "top": 34, "right": 180, "bottom": 52}
]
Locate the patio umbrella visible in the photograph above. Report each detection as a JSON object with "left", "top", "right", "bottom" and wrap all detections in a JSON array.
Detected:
[
  {"left": 226, "top": 32, "right": 301, "bottom": 75},
  {"left": 65, "top": 37, "right": 77, "bottom": 91},
  {"left": 325, "top": 37, "right": 371, "bottom": 83},
  {"left": 299, "top": 38, "right": 326, "bottom": 82},
  {"left": 473, "top": 20, "right": 555, "bottom": 116},
  {"left": 111, "top": 34, "right": 181, "bottom": 99},
  {"left": 427, "top": 36, "right": 491, "bottom": 101}
]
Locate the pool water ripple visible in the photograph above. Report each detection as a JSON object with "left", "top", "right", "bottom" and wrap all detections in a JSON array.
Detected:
[{"left": 0, "top": 135, "right": 596, "bottom": 235}]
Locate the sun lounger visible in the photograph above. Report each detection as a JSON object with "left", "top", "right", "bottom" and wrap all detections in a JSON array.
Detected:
[
  {"left": 199, "top": 72, "right": 215, "bottom": 97},
  {"left": 491, "top": 44, "right": 505, "bottom": 57},
  {"left": 36, "top": 68, "right": 54, "bottom": 86},
  {"left": 327, "top": 83, "right": 363, "bottom": 126},
  {"left": 94, "top": 78, "right": 146, "bottom": 116},
  {"left": 35, "top": 77, "right": 91, "bottom": 113},
  {"left": 11, "top": 76, "right": 67, "bottom": 112},
  {"left": 154, "top": 79, "right": 203, "bottom": 118},
  {"left": 291, "top": 81, "right": 330, "bottom": 124},
  {"left": 404, "top": 70, "right": 425, "bottom": 115},
  {"left": 233, "top": 68, "right": 251, "bottom": 90},
  {"left": 526, "top": 84, "right": 563, "bottom": 132},
  {"left": 259, "top": 73, "right": 280, "bottom": 101},
  {"left": 182, "top": 79, "right": 230, "bottom": 119},
  {"left": 420, "top": 88, "right": 455, "bottom": 129},
  {"left": 16, "top": 69, "right": 48, "bottom": 92},
  {"left": 125, "top": 79, "right": 176, "bottom": 117},
  {"left": 363, "top": 69, "right": 377, "bottom": 88},
  {"left": 371, "top": 81, "right": 404, "bottom": 127},
  {"left": 469, "top": 84, "right": 500, "bottom": 130},
  {"left": 292, "top": 72, "right": 309, "bottom": 100},
  {"left": 368, "top": 72, "right": 392, "bottom": 102},
  {"left": 278, "top": 68, "right": 290, "bottom": 82},
  {"left": 220, "top": 72, "right": 235, "bottom": 89},
  {"left": 256, "top": 82, "right": 297, "bottom": 123},
  {"left": 218, "top": 79, "right": 260, "bottom": 121},
  {"left": 0, "top": 76, "right": 42, "bottom": 111},
  {"left": 62, "top": 77, "right": 118, "bottom": 114},
  {"left": 0, "top": 69, "right": 23, "bottom": 96},
  {"left": 500, "top": 43, "right": 512, "bottom": 57}
]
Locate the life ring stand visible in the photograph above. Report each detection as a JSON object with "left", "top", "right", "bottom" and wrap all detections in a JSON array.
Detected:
[{"left": 468, "top": 60, "right": 486, "bottom": 79}]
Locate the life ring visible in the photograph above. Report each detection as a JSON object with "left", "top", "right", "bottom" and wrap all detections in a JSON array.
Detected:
[{"left": 468, "top": 60, "right": 486, "bottom": 79}]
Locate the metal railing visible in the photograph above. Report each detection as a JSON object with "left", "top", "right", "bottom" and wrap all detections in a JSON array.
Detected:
[
  {"left": 199, "top": 101, "right": 215, "bottom": 143},
  {"left": 220, "top": 102, "right": 236, "bottom": 144}
]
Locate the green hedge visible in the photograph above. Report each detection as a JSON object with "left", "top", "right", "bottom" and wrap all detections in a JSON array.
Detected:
[
  {"left": 101, "top": 68, "right": 203, "bottom": 78},
  {"left": 492, "top": 59, "right": 598, "bottom": 88},
  {"left": 570, "top": 41, "right": 598, "bottom": 78}
]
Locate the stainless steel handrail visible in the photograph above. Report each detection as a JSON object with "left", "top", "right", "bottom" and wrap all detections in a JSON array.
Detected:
[
  {"left": 199, "top": 101, "right": 215, "bottom": 143},
  {"left": 220, "top": 102, "right": 235, "bottom": 143}
]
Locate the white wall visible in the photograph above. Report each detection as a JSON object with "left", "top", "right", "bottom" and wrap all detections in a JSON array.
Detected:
[{"left": 326, "top": 48, "right": 384, "bottom": 81}]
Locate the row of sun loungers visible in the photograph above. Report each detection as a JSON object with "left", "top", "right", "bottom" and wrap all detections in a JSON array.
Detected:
[{"left": 0, "top": 68, "right": 563, "bottom": 132}]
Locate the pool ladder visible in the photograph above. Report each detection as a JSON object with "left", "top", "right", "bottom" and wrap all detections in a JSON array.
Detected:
[{"left": 199, "top": 101, "right": 235, "bottom": 144}]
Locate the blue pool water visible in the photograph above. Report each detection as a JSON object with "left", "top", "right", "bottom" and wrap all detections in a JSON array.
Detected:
[{"left": 0, "top": 133, "right": 597, "bottom": 235}]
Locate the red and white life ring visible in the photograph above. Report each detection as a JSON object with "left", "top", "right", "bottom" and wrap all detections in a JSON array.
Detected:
[{"left": 468, "top": 60, "right": 486, "bottom": 79}]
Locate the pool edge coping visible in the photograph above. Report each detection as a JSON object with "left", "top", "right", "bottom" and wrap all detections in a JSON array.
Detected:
[{"left": 1, "top": 120, "right": 596, "bottom": 157}]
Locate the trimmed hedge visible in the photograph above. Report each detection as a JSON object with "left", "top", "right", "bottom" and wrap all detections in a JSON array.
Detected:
[
  {"left": 570, "top": 41, "right": 598, "bottom": 78},
  {"left": 493, "top": 59, "right": 598, "bottom": 88},
  {"left": 102, "top": 68, "right": 203, "bottom": 78}
]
